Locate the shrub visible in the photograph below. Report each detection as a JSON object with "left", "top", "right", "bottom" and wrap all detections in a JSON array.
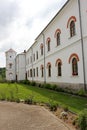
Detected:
[
  {"left": 15, "top": 98, "right": 20, "bottom": 103},
  {"left": 40, "top": 84, "right": 45, "bottom": 88},
  {"left": 19, "top": 80, "right": 30, "bottom": 85},
  {"left": 49, "top": 103, "right": 58, "bottom": 111},
  {"left": 31, "top": 81, "right": 36, "bottom": 86},
  {"left": 24, "top": 94, "right": 34, "bottom": 105},
  {"left": 78, "top": 109, "right": 87, "bottom": 130},
  {"left": 47, "top": 96, "right": 58, "bottom": 111},
  {"left": 78, "top": 89, "right": 86, "bottom": 96},
  {"left": 63, "top": 105, "right": 69, "bottom": 112},
  {"left": 24, "top": 98, "right": 32, "bottom": 104},
  {"left": 72, "top": 117, "right": 78, "bottom": 126},
  {"left": 44, "top": 83, "right": 51, "bottom": 89},
  {"left": 50, "top": 84, "right": 57, "bottom": 90},
  {"left": 0, "top": 92, "right": 6, "bottom": 101}
]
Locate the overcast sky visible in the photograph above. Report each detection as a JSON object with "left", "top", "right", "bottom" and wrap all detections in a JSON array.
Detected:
[{"left": 0, "top": 0, "right": 67, "bottom": 67}]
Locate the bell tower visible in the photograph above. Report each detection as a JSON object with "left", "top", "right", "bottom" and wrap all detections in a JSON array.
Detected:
[{"left": 5, "top": 48, "right": 16, "bottom": 81}]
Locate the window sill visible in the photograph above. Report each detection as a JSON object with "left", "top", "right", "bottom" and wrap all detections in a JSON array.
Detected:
[
  {"left": 56, "top": 44, "right": 60, "bottom": 47},
  {"left": 68, "top": 34, "right": 76, "bottom": 39},
  {"left": 56, "top": 75, "right": 62, "bottom": 77},
  {"left": 71, "top": 75, "right": 79, "bottom": 78}
]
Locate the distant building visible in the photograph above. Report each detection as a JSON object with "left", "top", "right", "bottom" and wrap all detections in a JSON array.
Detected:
[
  {"left": 5, "top": 49, "right": 26, "bottom": 81},
  {"left": 5, "top": 49, "right": 17, "bottom": 81},
  {"left": 5, "top": 0, "right": 87, "bottom": 90},
  {"left": 15, "top": 52, "right": 26, "bottom": 81}
]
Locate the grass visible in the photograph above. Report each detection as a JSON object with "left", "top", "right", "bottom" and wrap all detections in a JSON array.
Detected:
[{"left": 0, "top": 83, "right": 87, "bottom": 114}]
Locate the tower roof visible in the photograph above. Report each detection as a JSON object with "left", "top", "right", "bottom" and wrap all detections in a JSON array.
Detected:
[{"left": 5, "top": 48, "right": 16, "bottom": 53}]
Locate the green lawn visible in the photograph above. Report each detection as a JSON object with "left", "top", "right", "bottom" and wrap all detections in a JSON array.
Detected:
[{"left": 0, "top": 83, "right": 87, "bottom": 114}]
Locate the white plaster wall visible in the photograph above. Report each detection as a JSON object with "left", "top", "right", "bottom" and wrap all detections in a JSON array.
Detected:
[
  {"left": 6, "top": 50, "right": 16, "bottom": 81},
  {"left": 80, "top": 0, "right": 87, "bottom": 87},
  {"left": 16, "top": 54, "right": 26, "bottom": 80},
  {"left": 25, "top": 0, "right": 86, "bottom": 88}
]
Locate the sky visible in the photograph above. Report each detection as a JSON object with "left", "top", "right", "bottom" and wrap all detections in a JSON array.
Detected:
[{"left": 0, "top": 0, "right": 67, "bottom": 67}]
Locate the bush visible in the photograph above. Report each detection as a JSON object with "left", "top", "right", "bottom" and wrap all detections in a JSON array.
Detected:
[
  {"left": 24, "top": 94, "right": 34, "bottom": 105},
  {"left": 15, "top": 98, "right": 20, "bottom": 103},
  {"left": 72, "top": 117, "right": 78, "bottom": 126},
  {"left": 47, "top": 95, "right": 58, "bottom": 111},
  {"left": 49, "top": 103, "right": 58, "bottom": 111},
  {"left": 24, "top": 98, "right": 33, "bottom": 104},
  {"left": 19, "top": 80, "right": 30, "bottom": 85},
  {"left": 0, "top": 92, "right": 6, "bottom": 101},
  {"left": 31, "top": 81, "right": 36, "bottom": 86},
  {"left": 78, "top": 109, "right": 87, "bottom": 130},
  {"left": 44, "top": 83, "right": 51, "bottom": 89},
  {"left": 63, "top": 105, "right": 69, "bottom": 112},
  {"left": 78, "top": 89, "right": 86, "bottom": 96},
  {"left": 50, "top": 84, "right": 57, "bottom": 90}
]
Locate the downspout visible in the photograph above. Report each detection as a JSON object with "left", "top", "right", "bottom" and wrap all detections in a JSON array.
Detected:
[
  {"left": 15, "top": 57, "right": 16, "bottom": 81},
  {"left": 42, "top": 33, "right": 46, "bottom": 84},
  {"left": 31, "top": 47, "right": 34, "bottom": 81},
  {"left": 78, "top": 0, "right": 86, "bottom": 90},
  {"left": 24, "top": 50, "right": 27, "bottom": 80}
]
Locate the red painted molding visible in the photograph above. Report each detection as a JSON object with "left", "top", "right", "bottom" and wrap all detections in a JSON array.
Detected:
[
  {"left": 40, "top": 43, "right": 43, "bottom": 48},
  {"left": 54, "top": 29, "right": 61, "bottom": 38},
  {"left": 67, "top": 16, "right": 77, "bottom": 28},
  {"left": 47, "top": 62, "right": 51, "bottom": 68},
  {"left": 55, "top": 58, "right": 62, "bottom": 66},
  {"left": 46, "top": 37, "right": 51, "bottom": 44},
  {"left": 69, "top": 53, "right": 79, "bottom": 63},
  {"left": 40, "top": 64, "right": 44, "bottom": 69}
]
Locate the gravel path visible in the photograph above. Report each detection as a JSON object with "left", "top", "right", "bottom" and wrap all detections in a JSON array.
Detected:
[{"left": 0, "top": 102, "right": 72, "bottom": 130}]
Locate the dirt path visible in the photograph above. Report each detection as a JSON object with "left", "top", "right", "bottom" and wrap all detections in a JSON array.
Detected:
[{"left": 0, "top": 102, "right": 73, "bottom": 130}]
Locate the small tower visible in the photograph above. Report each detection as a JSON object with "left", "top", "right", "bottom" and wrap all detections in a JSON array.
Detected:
[{"left": 5, "top": 48, "right": 17, "bottom": 81}]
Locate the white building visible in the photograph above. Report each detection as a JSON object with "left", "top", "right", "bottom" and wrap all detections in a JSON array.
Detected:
[
  {"left": 5, "top": 49, "right": 16, "bottom": 81},
  {"left": 6, "top": 0, "right": 87, "bottom": 90},
  {"left": 15, "top": 51, "right": 26, "bottom": 81}
]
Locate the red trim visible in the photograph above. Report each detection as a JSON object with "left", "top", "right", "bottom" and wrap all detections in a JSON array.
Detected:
[
  {"left": 55, "top": 59, "right": 62, "bottom": 66},
  {"left": 54, "top": 29, "right": 61, "bottom": 38},
  {"left": 40, "top": 65, "right": 44, "bottom": 69},
  {"left": 47, "top": 62, "right": 51, "bottom": 68},
  {"left": 67, "top": 16, "right": 77, "bottom": 28},
  {"left": 69, "top": 53, "right": 79, "bottom": 63},
  {"left": 40, "top": 43, "right": 43, "bottom": 49},
  {"left": 46, "top": 37, "right": 51, "bottom": 44}
]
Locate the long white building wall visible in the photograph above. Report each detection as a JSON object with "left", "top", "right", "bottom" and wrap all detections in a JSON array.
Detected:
[{"left": 25, "top": 0, "right": 87, "bottom": 90}]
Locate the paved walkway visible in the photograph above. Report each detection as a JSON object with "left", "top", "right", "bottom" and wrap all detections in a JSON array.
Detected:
[{"left": 0, "top": 102, "right": 72, "bottom": 130}]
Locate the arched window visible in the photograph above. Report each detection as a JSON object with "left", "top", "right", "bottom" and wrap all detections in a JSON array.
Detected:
[
  {"left": 47, "top": 40, "right": 50, "bottom": 51},
  {"left": 30, "top": 69, "right": 32, "bottom": 77},
  {"left": 40, "top": 65, "right": 44, "bottom": 77},
  {"left": 58, "top": 62, "right": 62, "bottom": 76},
  {"left": 69, "top": 53, "right": 79, "bottom": 76},
  {"left": 48, "top": 65, "right": 51, "bottom": 77},
  {"left": 9, "top": 63, "right": 12, "bottom": 69},
  {"left": 40, "top": 43, "right": 43, "bottom": 55},
  {"left": 70, "top": 21, "right": 75, "bottom": 37},
  {"left": 72, "top": 58, "right": 78, "bottom": 76},
  {"left": 46, "top": 37, "right": 51, "bottom": 52},
  {"left": 57, "top": 32, "right": 60, "bottom": 46},
  {"left": 55, "top": 59, "right": 62, "bottom": 76},
  {"left": 47, "top": 62, "right": 51, "bottom": 77},
  {"left": 54, "top": 29, "right": 61, "bottom": 46},
  {"left": 67, "top": 16, "right": 76, "bottom": 37}
]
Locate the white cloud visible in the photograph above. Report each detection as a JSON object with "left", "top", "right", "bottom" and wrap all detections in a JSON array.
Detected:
[{"left": 0, "top": 0, "right": 67, "bottom": 67}]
